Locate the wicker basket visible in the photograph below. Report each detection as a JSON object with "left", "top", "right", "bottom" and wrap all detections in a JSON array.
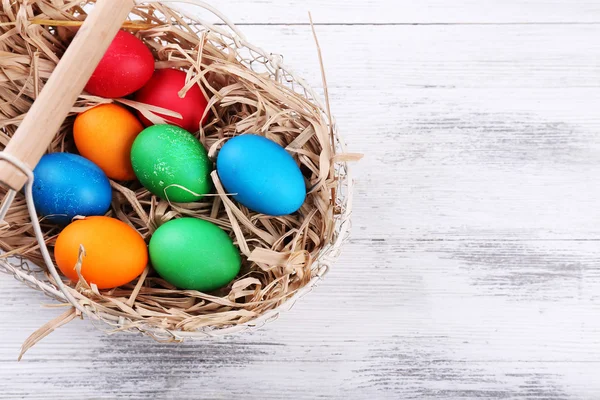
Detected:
[{"left": 0, "top": 0, "right": 353, "bottom": 342}]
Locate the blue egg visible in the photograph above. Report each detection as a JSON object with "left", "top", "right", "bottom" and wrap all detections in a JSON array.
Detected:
[
  {"left": 216, "top": 134, "right": 306, "bottom": 216},
  {"left": 32, "top": 153, "right": 112, "bottom": 224}
]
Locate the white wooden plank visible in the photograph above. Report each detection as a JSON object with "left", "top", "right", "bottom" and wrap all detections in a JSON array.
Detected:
[
  {"left": 346, "top": 88, "right": 600, "bottom": 239},
  {"left": 2, "top": 239, "right": 600, "bottom": 398},
  {"left": 240, "top": 25, "right": 600, "bottom": 89},
  {"left": 178, "top": 0, "right": 600, "bottom": 24}
]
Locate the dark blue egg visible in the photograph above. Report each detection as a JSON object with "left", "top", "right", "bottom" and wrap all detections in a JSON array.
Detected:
[
  {"left": 216, "top": 134, "right": 306, "bottom": 216},
  {"left": 32, "top": 153, "right": 112, "bottom": 224}
]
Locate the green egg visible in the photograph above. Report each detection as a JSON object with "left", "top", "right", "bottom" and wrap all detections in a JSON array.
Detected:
[
  {"left": 130, "top": 124, "right": 212, "bottom": 202},
  {"left": 149, "top": 218, "right": 241, "bottom": 291}
]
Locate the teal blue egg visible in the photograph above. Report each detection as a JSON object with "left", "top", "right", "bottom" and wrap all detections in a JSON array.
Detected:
[{"left": 216, "top": 134, "right": 306, "bottom": 216}]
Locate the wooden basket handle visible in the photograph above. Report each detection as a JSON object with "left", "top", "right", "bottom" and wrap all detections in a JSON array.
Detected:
[{"left": 0, "top": 0, "right": 135, "bottom": 191}]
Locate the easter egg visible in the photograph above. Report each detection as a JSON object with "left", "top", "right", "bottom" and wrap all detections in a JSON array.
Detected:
[
  {"left": 74, "top": 103, "right": 144, "bottom": 180},
  {"left": 32, "top": 153, "right": 112, "bottom": 224},
  {"left": 149, "top": 218, "right": 241, "bottom": 291},
  {"left": 54, "top": 216, "right": 148, "bottom": 289},
  {"left": 130, "top": 124, "right": 212, "bottom": 202},
  {"left": 133, "top": 69, "right": 208, "bottom": 133},
  {"left": 85, "top": 30, "right": 154, "bottom": 98},
  {"left": 216, "top": 134, "right": 306, "bottom": 216}
]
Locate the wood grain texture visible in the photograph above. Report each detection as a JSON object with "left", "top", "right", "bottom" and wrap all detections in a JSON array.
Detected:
[
  {"left": 2, "top": 12, "right": 600, "bottom": 400},
  {"left": 178, "top": 0, "right": 600, "bottom": 24}
]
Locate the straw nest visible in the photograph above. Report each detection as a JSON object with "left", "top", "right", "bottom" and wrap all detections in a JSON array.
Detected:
[{"left": 0, "top": 0, "right": 356, "bottom": 339}]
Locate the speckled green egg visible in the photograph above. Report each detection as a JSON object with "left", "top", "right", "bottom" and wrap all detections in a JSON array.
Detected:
[
  {"left": 149, "top": 218, "right": 241, "bottom": 291},
  {"left": 130, "top": 124, "right": 211, "bottom": 202}
]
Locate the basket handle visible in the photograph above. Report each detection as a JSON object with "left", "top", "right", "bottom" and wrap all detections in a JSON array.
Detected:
[{"left": 0, "top": 0, "right": 135, "bottom": 191}]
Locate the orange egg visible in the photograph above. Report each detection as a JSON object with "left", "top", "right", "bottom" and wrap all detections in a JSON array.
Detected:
[
  {"left": 54, "top": 216, "right": 148, "bottom": 289},
  {"left": 73, "top": 104, "right": 143, "bottom": 180}
]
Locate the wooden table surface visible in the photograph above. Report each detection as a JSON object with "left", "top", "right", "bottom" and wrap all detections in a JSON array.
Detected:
[{"left": 2, "top": 1, "right": 600, "bottom": 398}]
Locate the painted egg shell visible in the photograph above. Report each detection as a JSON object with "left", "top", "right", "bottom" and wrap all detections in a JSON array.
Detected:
[
  {"left": 55, "top": 216, "right": 148, "bottom": 289},
  {"left": 149, "top": 218, "right": 241, "bottom": 291},
  {"left": 216, "top": 134, "right": 306, "bottom": 216},
  {"left": 74, "top": 103, "right": 144, "bottom": 180},
  {"left": 133, "top": 69, "right": 208, "bottom": 133},
  {"left": 130, "top": 124, "right": 212, "bottom": 202},
  {"left": 32, "top": 153, "right": 112, "bottom": 224},
  {"left": 85, "top": 30, "right": 154, "bottom": 98}
]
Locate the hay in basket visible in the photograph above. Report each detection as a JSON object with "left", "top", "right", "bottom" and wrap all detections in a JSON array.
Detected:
[{"left": 0, "top": 0, "right": 359, "bottom": 350}]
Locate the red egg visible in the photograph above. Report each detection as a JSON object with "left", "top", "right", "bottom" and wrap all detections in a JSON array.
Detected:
[
  {"left": 85, "top": 30, "right": 155, "bottom": 98},
  {"left": 134, "top": 69, "right": 208, "bottom": 133}
]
